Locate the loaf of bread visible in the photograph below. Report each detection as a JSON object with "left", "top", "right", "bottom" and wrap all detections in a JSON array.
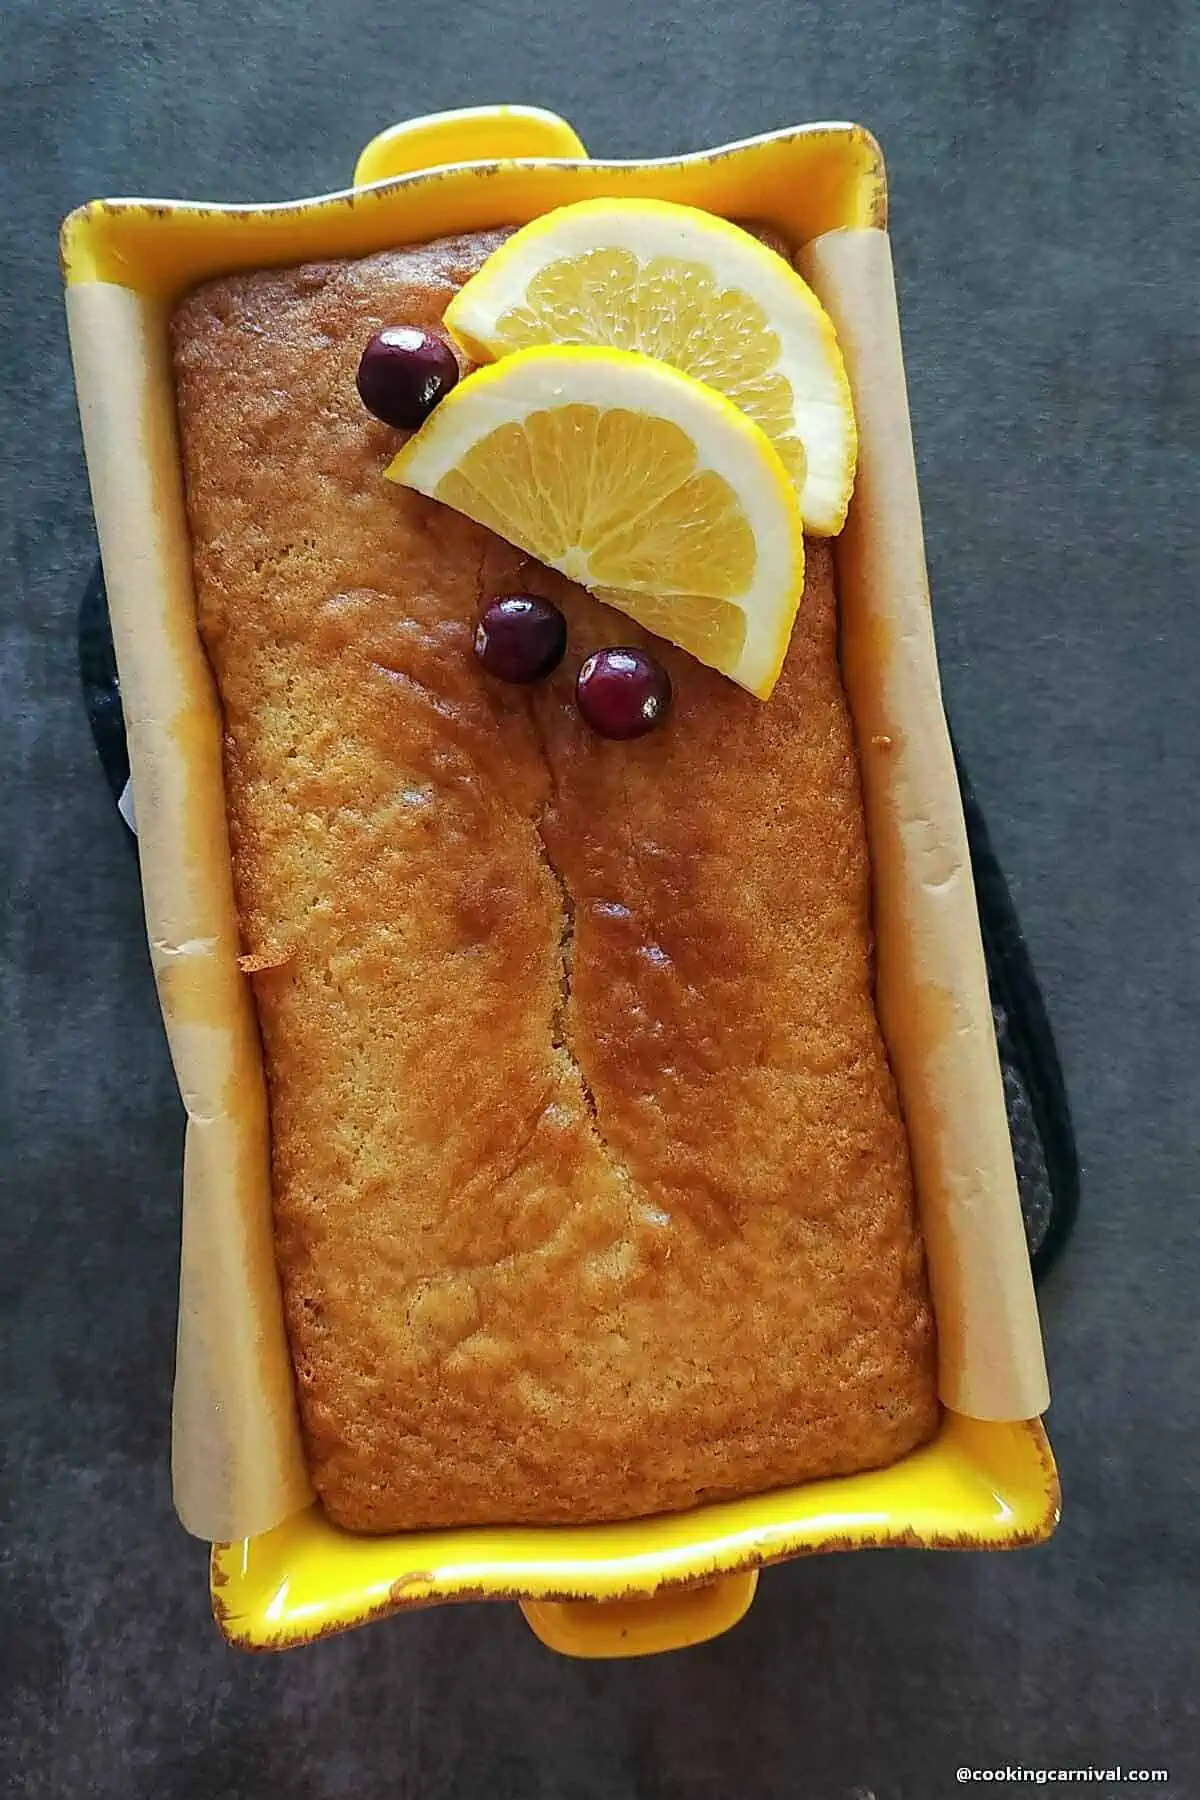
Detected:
[{"left": 170, "top": 229, "right": 938, "bottom": 1531}]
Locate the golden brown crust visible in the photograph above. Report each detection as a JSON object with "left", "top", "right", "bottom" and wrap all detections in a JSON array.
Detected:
[{"left": 170, "top": 231, "right": 938, "bottom": 1531}]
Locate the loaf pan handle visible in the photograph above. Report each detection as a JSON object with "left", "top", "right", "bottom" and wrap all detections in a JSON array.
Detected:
[
  {"left": 519, "top": 1570, "right": 758, "bottom": 1660},
  {"left": 353, "top": 105, "right": 589, "bottom": 188}
]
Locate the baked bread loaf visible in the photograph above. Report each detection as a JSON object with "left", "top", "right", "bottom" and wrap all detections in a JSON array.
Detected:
[{"left": 170, "top": 229, "right": 938, "bottom": 1531}]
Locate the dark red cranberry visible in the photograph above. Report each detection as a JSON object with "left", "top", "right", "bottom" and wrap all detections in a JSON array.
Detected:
[
  {"left": 474, "top": 594, "right": 568, "bottom": 683},
  {"left": 575, "top": 647, "right": 672, "bottom": 739},
  {"left": 356, "top": 327, "right": 459, "bottom": 428}
]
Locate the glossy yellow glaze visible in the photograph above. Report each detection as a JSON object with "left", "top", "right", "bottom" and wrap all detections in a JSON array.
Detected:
[
  {"left": 520, "top": 1572, "right": 760, "bottom": 1659},
  {"left": 212, "top": 1413, "right": 1058, "bottom": 1654},
  {"left": 60, "top": 115, "right": 885, "bottom": 301},
  {"left": 64, "top": 106, "right": 1056, "bottom": 1658},
  {"left": 353, "top": 105, "right": 589, "bottom": 186}
]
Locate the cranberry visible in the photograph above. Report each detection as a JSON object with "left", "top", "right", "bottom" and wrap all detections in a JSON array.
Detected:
[
  {"left": 575, "top": 647, "right": 672, "bottom": 739},
  {"left": 356, "top": 326, "right": 459, "bottom": 428},
  {"left": 474, "top": 594, "right": 568, "bottom": 683}
]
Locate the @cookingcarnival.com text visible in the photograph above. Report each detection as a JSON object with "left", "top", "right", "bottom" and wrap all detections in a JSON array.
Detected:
[{"left": 956, "top": 1769, "right": 1170, "bottom": 1787}]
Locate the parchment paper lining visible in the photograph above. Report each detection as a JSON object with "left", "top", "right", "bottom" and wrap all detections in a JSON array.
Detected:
[{"left": 66, "top": 221, "right": 1048, "bottom": 1544}]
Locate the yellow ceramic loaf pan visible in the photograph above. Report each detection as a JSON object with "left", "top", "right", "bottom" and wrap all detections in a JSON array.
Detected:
[{"left": 63, "top": 107, "right": 1058, "bottom": 1659}]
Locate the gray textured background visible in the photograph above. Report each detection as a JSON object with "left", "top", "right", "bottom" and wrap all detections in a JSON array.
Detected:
[{"left": 3, "top": 1, "right": 1198, "bottom": 1795}]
